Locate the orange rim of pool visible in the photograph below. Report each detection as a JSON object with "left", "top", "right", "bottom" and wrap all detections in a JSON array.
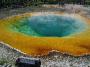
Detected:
[{"left": 0, "top": 12, "right": 90, "bottom": 56}]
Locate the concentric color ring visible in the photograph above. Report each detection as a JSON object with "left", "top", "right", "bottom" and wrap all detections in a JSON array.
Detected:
[{"left": 0, "top": 12, "right": 90, "bottom": 56}]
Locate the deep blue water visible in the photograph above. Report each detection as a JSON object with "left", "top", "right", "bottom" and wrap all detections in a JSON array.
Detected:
[
  {"left": 27, "top": 15, "right": 86, "bottom": 37},
  {"left": 11, "top": 14, "right": 87, "bottom": 37}
]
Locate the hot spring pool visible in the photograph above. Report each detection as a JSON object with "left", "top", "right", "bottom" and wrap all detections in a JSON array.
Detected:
[
  {"left": 10, "top": 14, "right": 87, "bottom": 37},
  {"left": 0, "top": 12, "right": 90, "bottom": 56}
]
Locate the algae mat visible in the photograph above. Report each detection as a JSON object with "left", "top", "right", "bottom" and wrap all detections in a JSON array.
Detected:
[{"left": 0, "top": 12, "right": 90, "bottom": 56}]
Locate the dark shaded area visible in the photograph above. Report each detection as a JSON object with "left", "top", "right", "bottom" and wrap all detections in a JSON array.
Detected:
[{"left": 0, "top": 0, "right": 90, "bottom": 9}]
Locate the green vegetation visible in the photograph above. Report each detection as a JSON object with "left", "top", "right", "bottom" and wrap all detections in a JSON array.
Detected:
[
  {"left": 0, "top": 0, "right": 90, "bottom": 8},
  {"left": 0, "top": 58, "right": 8, "bottom": 65}
]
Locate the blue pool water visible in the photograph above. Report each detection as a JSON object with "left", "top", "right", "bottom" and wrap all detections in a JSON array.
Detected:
[{"left": 11, "top": 14, "right": 87, "bottom": 37}]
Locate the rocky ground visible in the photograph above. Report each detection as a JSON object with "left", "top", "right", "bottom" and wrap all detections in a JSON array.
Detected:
[
  {"left": 0, "top": 4, "right": 90, "bottom": 67},
  {"left": 0, "top": 42, "right": 90, "bottom": 67},
  {"left": 0, "top": 43, "right": 24, "bottom": 67},
  {"left": 0, "top": 4, "right": 90, "bottom": 19}
]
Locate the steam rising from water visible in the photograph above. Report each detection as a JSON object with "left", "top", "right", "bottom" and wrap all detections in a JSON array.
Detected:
[{"left": 11, "top": 14, "right": 87, "bottom": 37}]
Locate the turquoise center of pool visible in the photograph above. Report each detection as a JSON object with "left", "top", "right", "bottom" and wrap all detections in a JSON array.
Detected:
[{"left": 10, "top": 14, "right": 87, "bottom": 37}]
